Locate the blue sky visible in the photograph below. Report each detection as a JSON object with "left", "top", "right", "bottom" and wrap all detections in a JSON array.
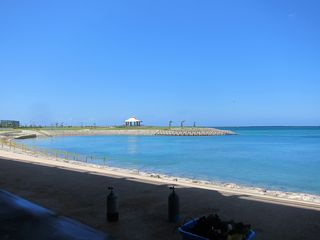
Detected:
[{"left": 0, "top": 0, "right": 319, "bottom": 126}]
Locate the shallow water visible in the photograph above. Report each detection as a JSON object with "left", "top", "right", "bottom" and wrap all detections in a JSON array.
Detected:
[{"left": 19, "top": 127, "right": 320, "bottom": 195}]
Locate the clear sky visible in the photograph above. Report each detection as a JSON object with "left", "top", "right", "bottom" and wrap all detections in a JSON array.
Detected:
[{"left": 1, "top": 0, "right": 319, "bottom": 126}]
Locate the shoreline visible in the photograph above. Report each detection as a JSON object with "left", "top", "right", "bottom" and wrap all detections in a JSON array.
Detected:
[{"left": 0, "top": 145, "right": 319, "bottom": 210}]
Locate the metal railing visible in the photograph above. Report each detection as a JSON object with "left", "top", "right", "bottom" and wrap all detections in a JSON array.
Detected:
[{"left": 0, "top": 139, "right": 109, "bottom": 166}]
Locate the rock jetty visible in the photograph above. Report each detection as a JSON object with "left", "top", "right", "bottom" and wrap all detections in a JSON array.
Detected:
[{"left": 155, "top": 128, "right": 235, "bottom": 136}]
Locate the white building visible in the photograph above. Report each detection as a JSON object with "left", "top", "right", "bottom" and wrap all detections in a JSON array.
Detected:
[{"left": 124, "top": 116, "right": 142, "bottom": 126}]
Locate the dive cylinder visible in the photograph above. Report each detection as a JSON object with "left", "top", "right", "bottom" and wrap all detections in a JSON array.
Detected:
[
  {"left": 168, "top": 186, "right": 180, "bottom": 222},
  {"left": 107, "top": 186, "right": 119, "bottom": 222}
]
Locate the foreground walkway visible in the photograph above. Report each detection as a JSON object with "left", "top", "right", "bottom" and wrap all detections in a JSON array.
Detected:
[
  {"left": 0, "top": 189, "right": 109, "bottom": 240},
  {"left": 0, "top": 156, "right": 319, "bottom": 239}
]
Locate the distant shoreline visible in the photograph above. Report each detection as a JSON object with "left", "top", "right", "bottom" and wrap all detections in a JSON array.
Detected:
[{"left": 0, "top": 127, "right": 235, "bottom": 139}]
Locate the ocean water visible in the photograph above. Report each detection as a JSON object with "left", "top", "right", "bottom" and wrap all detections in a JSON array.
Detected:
[{"left": 18, "top": 127, "right": 320, "bottom": 195}]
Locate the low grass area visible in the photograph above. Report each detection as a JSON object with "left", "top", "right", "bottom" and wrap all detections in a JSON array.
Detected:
[
  {"left": 18, "top": 125, "right": 213, "bottom": 131},
  {"left": 17, "top": 126, "right": 175, "bottom": 131},
  {"left": 0, "top": 128, "right": 20, "bottom": 132},
  {"left": 18, "top": 127, "right": 81, "bottom": 131},
  {"left": 109, "top": 126, "right": 171, "bottom": 130}
]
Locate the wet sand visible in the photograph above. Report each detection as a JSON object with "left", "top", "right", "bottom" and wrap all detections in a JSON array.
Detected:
[{"left": 0, "top": 150, "right": 319, "bottom": 239}]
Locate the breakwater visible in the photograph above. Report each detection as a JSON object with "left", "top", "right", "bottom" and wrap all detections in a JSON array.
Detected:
[
  {"left": 155, "top": 128, "right": 235, "bottom": 136},
  {"left": 0, "top": 127, "right": 235, "bottom": 138}
]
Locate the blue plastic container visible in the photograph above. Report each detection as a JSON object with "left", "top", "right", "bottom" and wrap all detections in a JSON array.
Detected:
[{"left": 179, "top": 219, "right": 255, "bottom": 240}]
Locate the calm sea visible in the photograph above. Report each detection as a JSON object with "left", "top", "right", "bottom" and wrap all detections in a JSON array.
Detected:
[{"left": 19, "top": 127, "right": 320, "bottom": 195}]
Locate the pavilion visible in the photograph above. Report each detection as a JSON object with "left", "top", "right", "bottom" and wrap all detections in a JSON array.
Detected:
[{"left": 124, "top": 117, "right": 142, "bottom": 126}]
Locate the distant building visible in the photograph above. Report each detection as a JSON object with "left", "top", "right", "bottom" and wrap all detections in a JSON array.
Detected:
[
  {"left": 0, "top": 120, "right": 20, "bottom": 128},
  {"left": 124, "top": 116, "right": 142, "bottom": 126}
]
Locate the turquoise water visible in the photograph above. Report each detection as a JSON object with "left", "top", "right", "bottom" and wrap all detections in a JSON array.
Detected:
[{"left": 19, "top": 127, "right": 320, "bottom": 195}]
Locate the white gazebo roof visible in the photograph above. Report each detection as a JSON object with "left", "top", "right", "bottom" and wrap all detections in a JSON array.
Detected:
[{"left": 125, "top": 117, "right": 142, "bottom": 123}]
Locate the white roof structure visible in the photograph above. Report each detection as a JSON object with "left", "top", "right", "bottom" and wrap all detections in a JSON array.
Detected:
[
  {"left": 125, "top": 117, "right": 141, "bottom": 123},
  {"left": 124, "top": 116, "right": 142, "bottom": 126}
]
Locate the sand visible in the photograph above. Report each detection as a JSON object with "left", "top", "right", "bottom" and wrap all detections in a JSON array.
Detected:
[{"left": 0, "top": 148, "right": 320, "bottom": 240}]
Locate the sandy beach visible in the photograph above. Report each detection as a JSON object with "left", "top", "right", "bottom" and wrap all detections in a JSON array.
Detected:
[{"left": 0, "top": 147, "right": 319, "bottom": 240}]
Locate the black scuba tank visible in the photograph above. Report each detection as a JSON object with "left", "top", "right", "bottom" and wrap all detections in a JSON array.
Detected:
[
  {"left": 107, "top": 186, "right": 119, "bottom": 222},
  {"left": 168, "top": 186, "right": 180, "bottom": 222}
]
